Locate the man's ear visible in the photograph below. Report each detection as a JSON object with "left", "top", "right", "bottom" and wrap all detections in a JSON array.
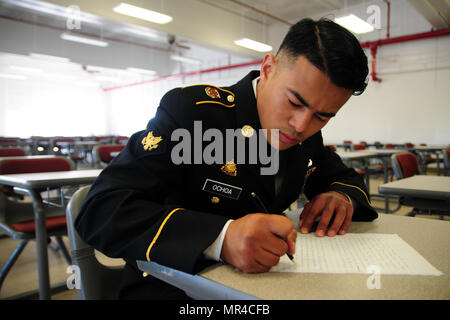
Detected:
[{"left": 260, "top": 53, "right": 277, "bottom": 81}]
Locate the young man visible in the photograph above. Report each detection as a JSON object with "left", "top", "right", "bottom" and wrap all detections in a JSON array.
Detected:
[{"left": 76, "top": 18, "right": 378, "bottom": 299}]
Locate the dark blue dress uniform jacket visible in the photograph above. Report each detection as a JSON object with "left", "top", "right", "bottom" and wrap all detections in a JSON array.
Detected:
[{"left": 75, "top": 70, "right": 378, "bottom": 299}]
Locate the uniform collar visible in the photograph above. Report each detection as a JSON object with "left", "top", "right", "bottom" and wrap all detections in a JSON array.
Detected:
[{"left": 230, "top": 70, "right": 262, "bottom": 132}]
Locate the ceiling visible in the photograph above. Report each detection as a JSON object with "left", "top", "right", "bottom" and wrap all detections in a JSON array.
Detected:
[
  {"left": 0, "top": 0, "right": 448, "bottom": 73},
  {"left": 0, "top": 0, "right": 381, "bottom": 59}
]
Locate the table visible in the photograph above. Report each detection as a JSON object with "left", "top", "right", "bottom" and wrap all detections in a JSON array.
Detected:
[
  {"left": 138, "top": 214, "right": 450, "bottom": 299},
  {"left": 407, "top": 146, "right": 448, "bottom": 176},
  {"left": 378, "top": 175, "right": 450, "bottom": 211},
  {"left": 0, "top": 169, "right": 101, "bottom": 299},
  {"left": 336, "top": 150, "right": 378, "bottom": 189}
]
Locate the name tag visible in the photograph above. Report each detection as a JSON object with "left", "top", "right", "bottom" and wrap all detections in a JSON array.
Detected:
[{"left": 202, "top": 179, "right": 242, "bottom": 200}]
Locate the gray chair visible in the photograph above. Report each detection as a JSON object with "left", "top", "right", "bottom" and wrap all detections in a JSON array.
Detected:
[{"left": 66, "top": 185, "right": 124, "bottom": 299}]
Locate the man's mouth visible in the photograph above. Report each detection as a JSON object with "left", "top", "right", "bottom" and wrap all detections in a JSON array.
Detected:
[{"left": 279, "top": 131, "right": 299, "bottom": 145}]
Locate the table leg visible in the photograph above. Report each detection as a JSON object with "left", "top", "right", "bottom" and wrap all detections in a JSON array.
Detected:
[
  {"left": 383, "top": 157, "right": 390, "bottom": 213},
  {"left": 29, "top": 190, "right": 51, "bottom": 300}
]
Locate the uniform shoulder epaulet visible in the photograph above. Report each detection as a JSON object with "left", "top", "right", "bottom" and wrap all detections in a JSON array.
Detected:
[{"left": 182, "top": 84, "right": 235, "bottom": 108}]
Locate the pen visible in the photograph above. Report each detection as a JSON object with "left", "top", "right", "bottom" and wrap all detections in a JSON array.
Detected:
[{"left": 250, "top": 192, "right": 295, "bottom": 262}]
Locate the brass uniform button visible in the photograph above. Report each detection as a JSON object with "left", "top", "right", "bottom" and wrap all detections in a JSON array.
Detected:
[
  {"left": 143, "top": 272, "right": 149, "bottom": 277},
  {"left": 241, "top": 125, "right": 254, "bottom": 138},
  {"left": 211, "top": 196, "right": 220, "bottom": 204},
  {"left": 227, "top": 95, "right": 235, "bottom": 103}
]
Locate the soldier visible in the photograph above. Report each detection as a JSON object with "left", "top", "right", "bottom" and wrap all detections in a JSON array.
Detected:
[{"left": 76, "top": 18, "right": 377, "bottom": 299}]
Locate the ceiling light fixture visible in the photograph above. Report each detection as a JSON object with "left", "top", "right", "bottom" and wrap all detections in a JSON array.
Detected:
[
  {"left": 335, "top": 14, "right": 375, "bottom": 34},
  {"left": 113, "top": 3, "right": 173, "bottom": 24},
  {"left": 234, "top": 38, "right": 272, "bottom": 52},
  {"left": 61, "top": 33, "right": 109, "bottom": 47}
]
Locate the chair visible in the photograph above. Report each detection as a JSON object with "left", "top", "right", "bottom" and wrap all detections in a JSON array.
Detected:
[
  {"left": 66, "top": 185, "right": 124, "bottom": 299},
  {"left": 93, "top": 144, "right": 125, "bottom": 169},
  {"left": 352, "top": 144, "right": 366, "bottom": 151},
  {"left": 443, "top": 149, "right": 450, "bottom": 176},
  {"left": 391, "top": 152, "right": 421, "bottom": 179},
  {"left": 0, "top": 147, "right": 26, "bottom": 157},
  {"left": 390, "top": 152, "right": 446, "bottom": 218},
  {"left": 0, "top": 157, "right": 74, "bottom": 292}
]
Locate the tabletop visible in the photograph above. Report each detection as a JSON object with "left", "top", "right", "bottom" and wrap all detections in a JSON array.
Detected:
[
  {"left": 0, "top": 169, "right": 101, "bottom": 189},
  {"left": 378, "top": 175, "right": 450, "bottom": 200},
  {"left": 198, "top": 214, "right": 450, "bottom": 299},
  {"left": 336, "top": 150, "right": 378, "bottom": 160}
]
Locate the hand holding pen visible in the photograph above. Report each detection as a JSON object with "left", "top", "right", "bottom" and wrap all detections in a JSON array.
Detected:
[{"left": 251, "top": 192, "right": 296, "bottom": 262}]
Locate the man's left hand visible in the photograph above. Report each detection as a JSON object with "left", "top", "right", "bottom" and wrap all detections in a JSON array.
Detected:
[{"left": 299, "top": 191, "right": 353, "bottom": 237}]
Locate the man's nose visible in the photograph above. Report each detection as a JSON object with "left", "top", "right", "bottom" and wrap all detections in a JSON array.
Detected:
[{"left": 289, "top": 108, "right": 313, "bottom": 133}]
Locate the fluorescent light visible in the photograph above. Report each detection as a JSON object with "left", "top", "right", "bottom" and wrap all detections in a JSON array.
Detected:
[
  {"left": 61, "top": 33, "right": 109, "bottom": 47},
  {"left": 30, "top": 53, "right": 70, "bottom": 63},
  {"left": 0, "top": 73, "right": 27, "bottom": 80},
  {"left": 113, "top": 3, "right": 172, "bottom": 24},
  {"left": 127, "top": 67, "right": 157, "bottom": 75},
  {"left": 234, "top": 38, "right": 272, "bottom": 52},
  {"left": 10, "top": 65, "right": 43, "bottom": 73},
  {"left": 335, "top": 14, "right": 375, "bottom": 34},
  {"left": 170, "top": 55, "right": 201, "bottom": 65}
]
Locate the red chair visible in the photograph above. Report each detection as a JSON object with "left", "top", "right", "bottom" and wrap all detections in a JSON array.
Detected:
[
  {"left": 391, "top": 152, "right": 420, "bottom": 179},
  {"left": 93, "top": 144, "right": 125, "bottom": 168},
  {"left": 0, "top": 137, "right": 20, "bottom": 147},
  {"left": 390, "top": 152, "right": 447, "bottom": 218},
  {"left": 0, "top": 157, "right": 74, "bottom": 291},
  {"left": 385, "top": 144, "right": 395, "bottom": 149},
  {"left": 0, "top": 147, "right": 26, "bottom": 157},
  {"left": 352, "top": 144, "right": 366, "bottom": 151}
]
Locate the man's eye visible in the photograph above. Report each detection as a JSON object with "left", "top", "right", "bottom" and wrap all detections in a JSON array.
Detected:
[
  {"left": 315, "top": 114, "right": 327, "bottom": 123},
  {"left": 288, "top": 99, "right": 302, "bottom": 108}
]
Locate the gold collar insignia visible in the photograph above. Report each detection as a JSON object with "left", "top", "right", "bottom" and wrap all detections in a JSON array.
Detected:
[{"left": 142, "top": 131, "right": 163, "bottom": 151}]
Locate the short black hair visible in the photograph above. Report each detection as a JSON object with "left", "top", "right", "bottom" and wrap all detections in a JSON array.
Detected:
[{"left": 277, "top": 18, "right": 368, "bottom": 96}]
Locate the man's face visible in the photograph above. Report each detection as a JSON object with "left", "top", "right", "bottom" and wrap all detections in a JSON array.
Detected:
[{"left": 256, "top": 54, "right": 353, "bottom": 150}]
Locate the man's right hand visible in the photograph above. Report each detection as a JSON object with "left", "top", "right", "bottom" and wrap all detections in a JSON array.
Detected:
[{"left": 220, "top": 213, "right": 296, "bottom": 273}]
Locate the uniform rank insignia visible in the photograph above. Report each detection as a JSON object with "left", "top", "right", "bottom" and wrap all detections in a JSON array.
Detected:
[
  {"left": 221, "top": 160, "right": 237, "bottom": 176},
  {"left": 205, "top": 87, "right": 221, "bottom": 99},
  {"left": 141, "top": 131, "right": 163, "bottom": 151}
]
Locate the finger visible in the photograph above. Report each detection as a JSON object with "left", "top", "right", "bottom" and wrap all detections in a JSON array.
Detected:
[
  {"left": 262, "top": 234, "right": 289, "bottom": 257},
  {"left": 256, "top": 248, "right": 281, "bottom": 268},
  {"left": 327, "top": 205, "right": 347, "bottom": 237},
  {"left": 299, "top": 202, "right": 312, "bottom": 228},
  {"left": 338, "top": 206, "right": 354, "bottom": 235},
  {"left": 287, "top": 229, "right": 297, "bottom": 255},
  {"left": 265, "top": 214, "right": 294, "bottom": 239},
  {"left": 301, "top": 200, "right": 324, "bottom": 234},
  {"left": 315, "top": 204, "right": 334, "bottom": 237}
]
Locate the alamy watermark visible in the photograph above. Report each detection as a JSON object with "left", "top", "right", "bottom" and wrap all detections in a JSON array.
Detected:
[
  {"left": 170, "top": 121, "right": 280, "bottom": 175},
  {"left": 66, "top": 5, "right": 81, "bottom": 30},
  {"left": 366, "top": 264, "right": 381, "bottom": 289},
  {"left": 66, "top": 265, "right": 81, "bottom": 289}
]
